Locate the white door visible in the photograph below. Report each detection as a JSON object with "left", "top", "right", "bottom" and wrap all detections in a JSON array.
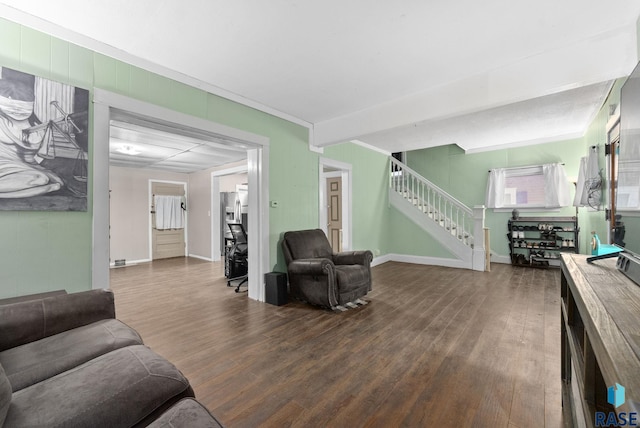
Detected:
[
  {"left": 327, "top": 176, "right": 342, "bottom": 252},
  {"left": 151, "top": 182, "right": 186, "bottom": 260}
]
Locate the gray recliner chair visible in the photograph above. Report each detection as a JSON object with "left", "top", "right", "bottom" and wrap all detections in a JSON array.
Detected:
[{"left": 281, "top": 229, "right": 373, "bottom": 310}]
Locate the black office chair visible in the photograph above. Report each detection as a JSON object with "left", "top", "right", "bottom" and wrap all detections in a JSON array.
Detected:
[{"left": 227, "top": 223, "right": 248, "bottom": 292}]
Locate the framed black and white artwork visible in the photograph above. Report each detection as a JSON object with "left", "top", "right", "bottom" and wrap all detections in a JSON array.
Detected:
[{"left": 0, "top": 66, "right": 89, "bottom": 211}]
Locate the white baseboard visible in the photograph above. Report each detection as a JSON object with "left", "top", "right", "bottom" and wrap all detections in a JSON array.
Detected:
[
  {"left": 188, "top": 254, "right": 214, "bottom": 262},
  {"left": 373, "top": 253, "right": 470, "bottom": 270},
  {"left": 373, "top": 252, "right": 513, "bottom": 269},
  {"left": 490, "top": 253, "right": 511, "bottom": 264},
  {"left": 371, "top": 254, "right": 393, "bottom": 267}
]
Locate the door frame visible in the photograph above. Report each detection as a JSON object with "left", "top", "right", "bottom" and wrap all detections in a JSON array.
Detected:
[
  {"left": 211, "top": 164, "right": 248, "bottom": 262},
  {"left": 149, "top": 179, "right": 188, "bottom": 260},
  {"left": 93, "top": 89, "right": 270, "bottom": 302},
  {"left": 319, "top": 157, "right": 352, "bottom": 251},
  {"left": 606, "top": 104, "right": 621, "bottom": 244}
]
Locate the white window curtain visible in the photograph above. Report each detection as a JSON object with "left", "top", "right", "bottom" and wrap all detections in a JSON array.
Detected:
[
  {"left": 486, "top": 163, "right": 571, "bottom": 209},
  {"left": 543, "top": 163, "right": 571, "bottom": 208},
  {"left": 573, "top": 146, "right": 601, "bottom": 208},
  {"left": 485, "top": 168, "right": 506, "bottom": 208},
  {"left": 154, "top": 195, "right": 184, "bottom": 230}
]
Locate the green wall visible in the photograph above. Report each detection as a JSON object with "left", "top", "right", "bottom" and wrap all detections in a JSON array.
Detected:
[
  {"left": 0, "top": 19, "right": 95, "bottom": 298},
  {"left": 323, "top": 143, "right": 392, "bottom": 258},
  {"left": 404, "top": 79, "right": 627, "bottom": 258},
  {"left": 0, "top": 18, "right": 390, "bottom": 298}
]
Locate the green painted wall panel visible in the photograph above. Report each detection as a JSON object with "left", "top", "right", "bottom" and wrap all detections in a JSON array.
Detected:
[
  {"left": 0, "top": 18, "right": 21, "bottom": 69},
  {"left": 115, "top": 62, "right": 131, "bottom": 94},
  {"left": 128, "top": 66, "right": 151, "bottom": 102},
  {"left": 49, "top": 38, "right": 69, "bottom": 83},
  {"left": 19, "top": 27, "right": 51, "bottom": 77},
  {"left": 388, "top": 206, "right": 454, "bottom": 258},
  {"left": 147, "top": 73, "right": 174, "bottom": 109},
  {"left": 170, "top": 80, "right": 208, "bottom": 117},
  {"left": 68, "top": 45, "right": 93, "bottom": 88},
  {"left": 324, "top": 143, "right": 391, "bottom": 257},
  {"left": 93, "top": 53, "right": 118, "bottom": 92}
]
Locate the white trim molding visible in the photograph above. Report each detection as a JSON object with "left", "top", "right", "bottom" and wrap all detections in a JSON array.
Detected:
[
  {"left": 92, "top": 89, "right": 270, "bottom": 303},
  {"left": 319, "top": 157, "right": 353, "bottom": 251}
]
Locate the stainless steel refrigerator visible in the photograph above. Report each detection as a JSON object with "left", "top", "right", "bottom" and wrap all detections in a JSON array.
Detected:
[{"left": 220, "top": 186, "right": 248, "bottom": 255}]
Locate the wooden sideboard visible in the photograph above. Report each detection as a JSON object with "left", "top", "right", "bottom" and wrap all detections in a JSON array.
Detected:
[{"left": 560, "top": 253, "right": 640, "bottom": 427}]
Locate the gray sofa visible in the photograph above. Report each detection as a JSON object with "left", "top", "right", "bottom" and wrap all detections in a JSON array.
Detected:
[
  {"left": 0, "top": 289, "right": 222, "bottom": 427},
  {"left": 281, "top": 228, "right": 373, "bottom": 309}
]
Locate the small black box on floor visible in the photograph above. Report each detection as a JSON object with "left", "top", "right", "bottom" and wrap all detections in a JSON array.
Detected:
[{"left": 265, "top": 272, "right": 288, "bottom": 306}]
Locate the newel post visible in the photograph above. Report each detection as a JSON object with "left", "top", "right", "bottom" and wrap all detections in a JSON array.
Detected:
[{"left": 472, "top": 205, "right": 486, "bottom": 271}]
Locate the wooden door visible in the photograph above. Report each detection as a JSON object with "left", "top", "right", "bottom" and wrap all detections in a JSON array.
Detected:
[
  {"left": 327, "top": 177, "right": 342, "bottom": 252},
  {"left": 151, "top": 182, "right": 185, "bottom": 260}
]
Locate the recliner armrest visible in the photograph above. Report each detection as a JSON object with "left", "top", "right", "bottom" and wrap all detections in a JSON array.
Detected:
[
  {"left": 0, "top": 289, "right": 116, "bottom": 352},
  {"left": 333, "top": 250, "right": 373, "bottom": 266},
  {"left": 287, "top": 258, "right": 335, "bottom": 276}
]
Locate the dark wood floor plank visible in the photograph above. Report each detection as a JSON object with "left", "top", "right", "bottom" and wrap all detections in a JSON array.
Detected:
[{"left": 110, "top": 258, "right": 564, "bottom": 427}]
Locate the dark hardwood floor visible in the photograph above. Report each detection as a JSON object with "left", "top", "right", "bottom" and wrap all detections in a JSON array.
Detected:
[{"left": 109, "top": 258, "right": 564, "bottom": 428}]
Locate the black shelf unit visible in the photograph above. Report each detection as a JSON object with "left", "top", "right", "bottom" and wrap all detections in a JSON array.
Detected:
[{"left": 508, "top": 216, "right": 579, "bottom": 268}]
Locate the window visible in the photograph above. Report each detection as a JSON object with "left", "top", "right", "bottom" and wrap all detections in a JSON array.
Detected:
[
  {"left": 503, "top": 168, "right": 546, "bottom": 206},
  {"left": 486, "top": 164, "right": 571, "bottom": 209}
]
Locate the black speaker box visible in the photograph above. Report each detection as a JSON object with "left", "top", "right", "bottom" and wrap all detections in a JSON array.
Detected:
[{"left": 265, "top": 272, "right": 288, "bottom": 306}]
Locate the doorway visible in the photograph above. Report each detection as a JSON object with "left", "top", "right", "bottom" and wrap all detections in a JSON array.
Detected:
[
  {"left": 211, "top": 165, "right": 249, "bottom": 262},
  {"left": 326, "top": 175, "right": 342, "bottom": 252},
  {"left": 150, "top": 180, "right": 187, "bottom": 260},
  {"left": 93, "top": 89, "right": 270, "bottom": 302},
  {"left": 319, "top": 158, "right": 352, "bottom": 251},
  {"left": 606, "top": 105, "right": 622, "bottom": 245}
]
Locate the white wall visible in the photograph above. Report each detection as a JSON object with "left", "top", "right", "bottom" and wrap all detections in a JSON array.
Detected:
[
  {"left": 188, "top": 161, "right": 247, "bottom": 260},
  {"left": 110, "top": 161, "right": 248, "bottom": 263},
  {"left": 109, "top": 166, "right": 189, "bottom": 263},
  {"left": 219, "top": 173, "right": 248, "bottom": 192}
]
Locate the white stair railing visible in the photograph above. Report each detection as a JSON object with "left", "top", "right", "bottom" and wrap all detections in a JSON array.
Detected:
[{"left": 389, "top": 157, "right": 486, "bottom": 270}]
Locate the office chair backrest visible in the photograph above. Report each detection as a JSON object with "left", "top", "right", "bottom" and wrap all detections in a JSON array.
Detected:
[{"left": 228, "top": 223, "right": 247, "bottom": 244}]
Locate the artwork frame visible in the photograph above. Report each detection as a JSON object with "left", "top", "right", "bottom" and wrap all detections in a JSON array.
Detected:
[{"left": 0, "top": 66, "right": 89, "bottom": 211}]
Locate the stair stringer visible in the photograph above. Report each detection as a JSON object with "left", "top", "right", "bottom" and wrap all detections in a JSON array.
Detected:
[{"left": 389, "top": 189, "right": 473, "bottom": 269}]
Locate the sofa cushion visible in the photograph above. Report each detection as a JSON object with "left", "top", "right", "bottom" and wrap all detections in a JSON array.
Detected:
[
  {"left": 148, "top": 398, "right": 224, "bottom": 428},
  {"left": 0, "top": 318, "right": 143, "bottom": 391},
  {"left": 5, "top": 345, "right": 193, "bottom": 427},
  {"left": 0, "top": 363, "right": 10, "bottom": 427}
]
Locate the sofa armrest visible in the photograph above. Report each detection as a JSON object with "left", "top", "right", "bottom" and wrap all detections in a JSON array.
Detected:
[
  {"left": 0, "top": 289, "right": 116, "bottom": 352},
  {"left": 333, "top": 250, "right": 373, "bottom": 266},
  {"left": 287, "top": 258, "right": 335, "bottom": 276}
]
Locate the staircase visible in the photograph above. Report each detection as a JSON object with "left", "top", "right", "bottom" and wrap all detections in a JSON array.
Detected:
[{"left": 389, "top": 157, "right": 486, "bottom": 271}]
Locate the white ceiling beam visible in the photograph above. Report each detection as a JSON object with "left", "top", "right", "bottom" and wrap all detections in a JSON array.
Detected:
[{"left": 313, "top": 24, "right": 639, "bottom": 148}]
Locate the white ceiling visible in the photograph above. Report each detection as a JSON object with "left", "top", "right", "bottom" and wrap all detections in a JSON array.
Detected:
[
  {"left": 109, "top": 119, "right": 249, "bottom": 173},
  {"left": 2, "top": 1, "right": 640, "bottom": 159}
]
